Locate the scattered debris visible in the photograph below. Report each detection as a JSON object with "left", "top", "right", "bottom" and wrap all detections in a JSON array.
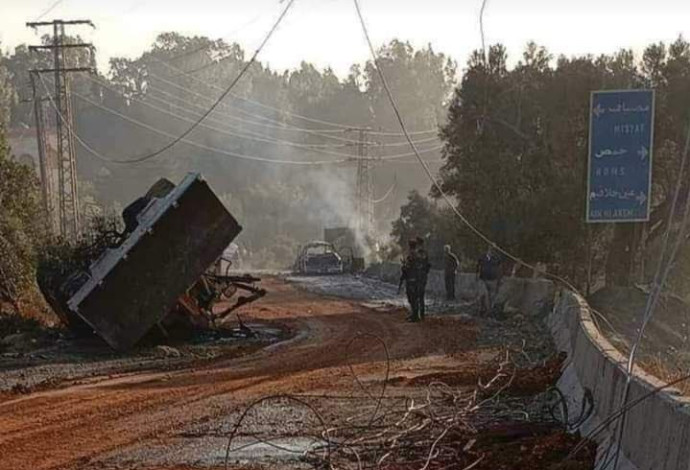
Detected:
[
  {"left": 36, "top": 173, "right": 266, "bottom": 351},
  {"left": 155, "top": 345, "right": 182, "bottom": 358},
  {"left": 0, "top": 332, "right": 33, "bottom": 351},
  {"left": 222, "top": 349, "right": 594, "bottom": 470},
  {"left": 388, "top": 350, "right": 566, "bottom": 398}
]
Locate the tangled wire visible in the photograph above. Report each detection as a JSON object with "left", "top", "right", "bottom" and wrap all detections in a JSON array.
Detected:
[{"left": 220, "top": 334, "right": 595, "bottom": 470}]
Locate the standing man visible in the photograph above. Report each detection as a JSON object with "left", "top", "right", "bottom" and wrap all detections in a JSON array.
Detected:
[
  {"left": 400, "top": 239, "right": 422, "bottom": 322},
  {"left": 415, "top": 237, "right": 431, "bottom": 320},
  {"left": 444, "top": 245, "right": 460, "bottom": 301},
  {"left": 476, "top": 245, "right": 503, "bottom": 315}
]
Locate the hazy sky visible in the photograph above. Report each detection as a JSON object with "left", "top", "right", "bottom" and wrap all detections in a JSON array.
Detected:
[{"left": 2, "top": 0, "right": 690, "bottom": 77}]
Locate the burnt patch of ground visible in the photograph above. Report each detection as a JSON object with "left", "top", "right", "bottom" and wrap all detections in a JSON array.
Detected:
[
  {"left": 0, "top": 320, "right": 292, "bottom": 401},
  {"left": 0, "top": 311, "right": 61, "bottom": 353},
  {"left": 477, "top": 311, "right": 557, "bottom": 365},
  {"left": 197, "top": 355, "right": 591, "bottom": 470},
  {"left": 392, "top": 351, "right": 565, "bottom": 398},
  {"left": 470, "top": 423, "right": 596, "bottom": 470}
]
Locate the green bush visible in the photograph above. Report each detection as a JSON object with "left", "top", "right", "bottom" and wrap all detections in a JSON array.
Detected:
[{"left": 0, "top": 128, "right": 46, "bottom": 312}]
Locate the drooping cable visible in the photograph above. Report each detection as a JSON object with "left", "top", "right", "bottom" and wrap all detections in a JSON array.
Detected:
[
  {"left": 38, "top": 73, "right": 351, "bottom": 167},
  {"left": 74, "top": 89, "right": 444, "bottom": 161},
  {"left": 88, "top": 75, "right": 441, "bottom": 151},
  {"left": 34, "top": 0, "right": 65, "bottom": 21},
  {"left": 148, "top": 52, "right": 440, "bottom": 137},
  {"left": 372, "top": 177, "right": 396, "bottom": 204},
  {"left": 351, "top": 0, "right": 611, "bottom": 303},
  {"left": 104, "top": 0, "right": 298, "bottom": 164},
  {"left": 612, "top": 123, "right": 690, "bottom": 470}
]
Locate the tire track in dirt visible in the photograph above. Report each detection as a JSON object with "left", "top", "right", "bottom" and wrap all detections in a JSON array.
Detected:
[{"left": 0, "top": 278, "right": 477, "bottom": 470}]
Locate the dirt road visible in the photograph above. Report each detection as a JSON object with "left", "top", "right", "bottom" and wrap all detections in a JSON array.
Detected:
[{"left": 0, "top": 277, "right": 479, "bottom": 470}]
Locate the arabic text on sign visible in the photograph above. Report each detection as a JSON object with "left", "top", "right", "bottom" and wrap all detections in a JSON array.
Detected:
[
  {"left": 592, "top": 103, "right": 652, "bottom": 118},
  {"left": 589, "top": 188, "right": 647, "bottom": 205}
]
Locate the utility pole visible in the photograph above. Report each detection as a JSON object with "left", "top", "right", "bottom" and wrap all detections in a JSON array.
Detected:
[
  {"left": 351, "top": 128, "right": 374, "bottom": 241},
  {"left": 27, "top": 19, "right": 96, "bottom": 238},
  {"left": 28, "top": 72, "right": 57, "bottom": 233}
]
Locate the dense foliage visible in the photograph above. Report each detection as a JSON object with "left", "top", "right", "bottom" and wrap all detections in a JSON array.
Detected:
[
  {"left": 1, "top": 34, "right": 456, "bottom": 268},
  {"left": 0, "top": 127, "right": 45, "bottom": 311},
  {"left": 395, "top": 39, "right": 690, "bottom": 288}
]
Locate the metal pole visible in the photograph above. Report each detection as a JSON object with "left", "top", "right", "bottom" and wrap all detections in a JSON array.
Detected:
[
  {"left": 53, "top": 21, "right": 67, "bottom": 236},
  {"left": 30, "top": 73, "right": 50, "bottom": 217},
  {"left": 28, "top": 19, "right": 94, "bottom": 238}
]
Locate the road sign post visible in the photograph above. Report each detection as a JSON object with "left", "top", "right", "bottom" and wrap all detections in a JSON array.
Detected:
[{"left": 587, "top": 89, "right": 655, "bottom": 223}]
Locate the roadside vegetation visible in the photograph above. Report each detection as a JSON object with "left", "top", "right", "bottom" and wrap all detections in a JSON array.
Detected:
[
  {"left": 396, "top": 38, "right": 690, "bottom": 294},
  {"left": 0, "top": 126, "right": 48, "bottom": 318}
]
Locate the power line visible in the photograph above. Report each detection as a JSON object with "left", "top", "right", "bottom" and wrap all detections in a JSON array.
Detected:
[
  {"left": 38, "top": 73, "right": 351, "bottom": 167},
  {"left": 34, "top": 0, "right": 66, "bottom": 21},
  {"left": 143, "top": 72, "right": 440, "bottom": 143},
  {"left": 97, "top": 74, "right": 359, "bottom": 143},
  {"left": 75, "top": 90, "right": 353, "bottom": 158},
  {"left": 84, "top": 79, "right": 357, "bottom": 157},
  {"left": 143, "top": 71, "right": 361, "bottom": 142},
  {"left": 479, "top": 0, "right": 489, "bottom": 64},
  {"left": 372, "top": 177, "right": 396, "bottom": 204},
  {"left": 611, "top": 123, "right": 690, "bottom": 470},
  {"left": 164, "top": 2, "right": 296, "bottom": 67},
  {"left": 27, "top": 18, "right": 96, "bottom": 237},
  {"left": 148, "top": 53, "right": 440, "bottom": 137},
  {"left": 352, "top": 0, "right": 590, "bottom": 295},
  {"left": 90, "top": 74, "right": 442, "bottom": 153},
  {"left": 150, "top": 55, "right": 355, "bottom": 130},
  {"left": 109, "top": 0, "right": 298, "bottom": 164},
  {"left": 75, "top": 89, "right": 444, "bottom": 162},
  {"left": 89, "top": 75, "right": 442, "bottom": 157}
]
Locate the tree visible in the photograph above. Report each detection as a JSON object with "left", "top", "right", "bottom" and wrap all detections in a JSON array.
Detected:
[
  {"left": 0, "top": 45, "right": 14, "bottom": 127},
  {"left": 391, "top": 190, "right": 457, "bottom": 267},
  {"left": 0, "top": 127, "right": 46, "bottom": 312},
  {"left": 407, "top": 39, "right": 690, "bottom": 288}
]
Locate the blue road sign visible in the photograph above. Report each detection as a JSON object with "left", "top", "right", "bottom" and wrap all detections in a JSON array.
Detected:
[{"left": 587, "top": 89, "right": 655, "bottom": 222}]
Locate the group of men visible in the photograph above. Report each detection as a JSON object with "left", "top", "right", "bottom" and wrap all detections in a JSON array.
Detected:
[{"left": 399, "top": 239, "right": 503, "bottom": 322}]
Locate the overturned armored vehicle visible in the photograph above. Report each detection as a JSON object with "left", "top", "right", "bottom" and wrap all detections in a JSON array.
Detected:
[{"left": 38, "top": 173, "right": 264, "bottom": 351}]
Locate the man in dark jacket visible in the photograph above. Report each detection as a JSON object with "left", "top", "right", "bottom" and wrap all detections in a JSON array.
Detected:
[
  {"left": 444, "top": 245, "right": 460, "bottom": 301},
  {"left": 400, "top": 240, "right": 421, "bottom": 322},
  {"left": 476, "top": 245, "right": 503, "bottom": 315}
]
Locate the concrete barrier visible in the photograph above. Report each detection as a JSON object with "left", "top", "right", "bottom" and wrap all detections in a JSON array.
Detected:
[
  {"left": 365, "top": 262, "right": 555, "bottom": 316},
  {"left": 549, "top": 290, "right": 690, "bottom": 470},
  {"left": 369, "top": 261, "right": 690, "bottom": 469}
]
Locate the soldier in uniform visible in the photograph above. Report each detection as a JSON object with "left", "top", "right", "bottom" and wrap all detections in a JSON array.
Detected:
[
  {"left": 415, "top": 237, "right": 431, "bottom": 320},
  {"left": 444, "top": 245, "right": 460, "bottom": 301},
  {"left": 400, "top": 239, "right": 423, "bottom": 322}
]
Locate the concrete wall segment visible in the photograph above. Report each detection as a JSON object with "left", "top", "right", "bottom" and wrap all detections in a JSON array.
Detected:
[
  {"left": 551, "top": 290, "right": 690, "bottom": 470},
  {"left": 366, "top": 263, "right": 689, "bottom": 469}
]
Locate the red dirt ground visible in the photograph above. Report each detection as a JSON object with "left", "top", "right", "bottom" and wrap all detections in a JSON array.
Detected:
[{"left": 0, "top": 278, "right": 479, "bottom": 470}]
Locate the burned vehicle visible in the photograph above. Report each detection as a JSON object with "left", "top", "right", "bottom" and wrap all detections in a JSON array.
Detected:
[
  {"left": 37, "top": 173, "right": 265, "bottom": 351},
  {"left": 294, "top": 241, "right": 344, "bottom": 275}
]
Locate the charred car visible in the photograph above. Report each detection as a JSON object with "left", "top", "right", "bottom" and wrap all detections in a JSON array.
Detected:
[{"left": 294, "top": 241, "right": 344, "bottom": 275}]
